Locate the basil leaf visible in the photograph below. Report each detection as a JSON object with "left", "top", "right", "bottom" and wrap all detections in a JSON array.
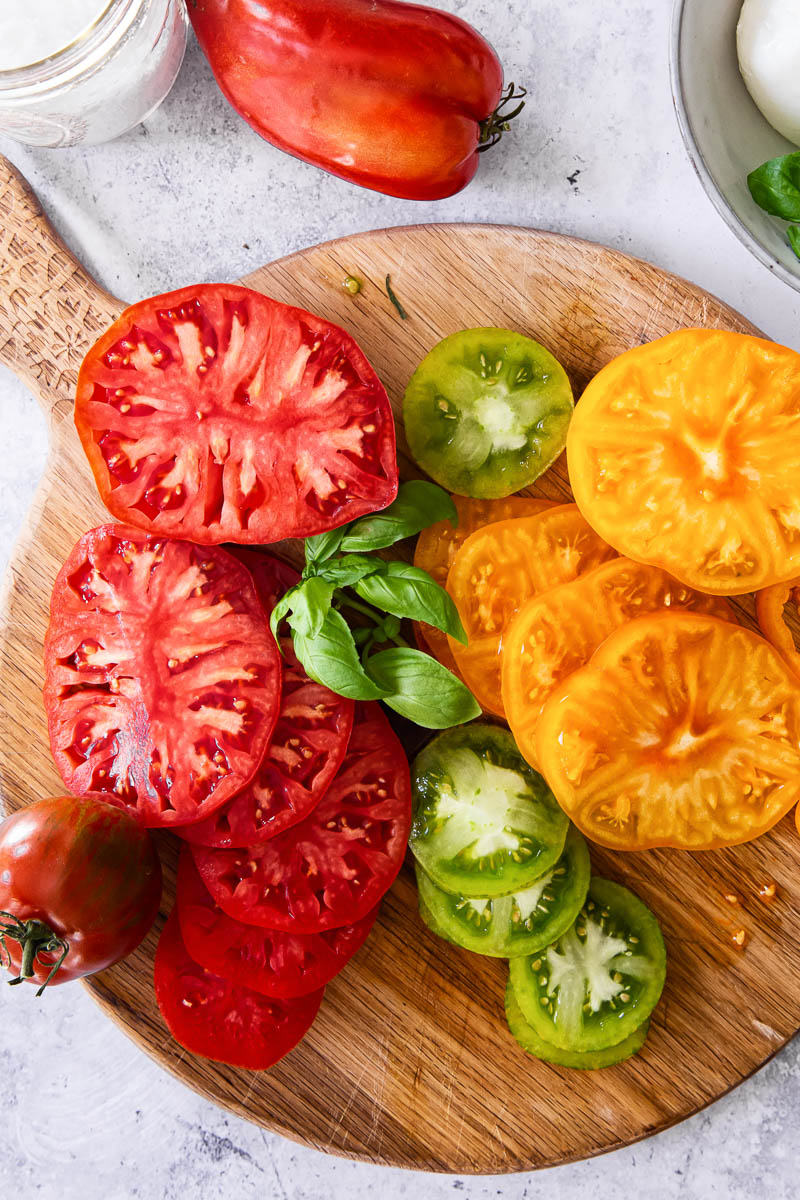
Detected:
[
  {"left": 340, "top": 481, "right": 457, "bottom": 552},
  {"left": 304, "top": 526, "right": 347, "bottom": 567},
  {"left": 748, "top": 153, "right": 800, "bottom": 220},
  {"left": 271, "top": 578, "right": 334, "bottom": 642},
  {"left": 269, "top": 587, "right": 297, "bottom": 644},
  {"left": 366, "top": 648, "right": 480, "bottom": 728},
  {"left": 293, "top": 609, "right": 389, "bottom": 700},
  {"left": 789, "top": 225, "right": 800, "bottom": 261},
  {"left": 318, "top": 554, "right": 382, "bottom": 587},
  {"left": 354, "top": 562, "right": 467, "bottom": 643}
]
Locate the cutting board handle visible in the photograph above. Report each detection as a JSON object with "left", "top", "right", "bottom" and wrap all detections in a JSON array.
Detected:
[{"left": 0, "top": 154, "right": 121, "bottom": 414}]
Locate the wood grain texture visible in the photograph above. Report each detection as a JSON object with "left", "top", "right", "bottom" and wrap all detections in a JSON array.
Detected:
[{"left": 0, "top": 152, "right": 796, "bottom": 1174}]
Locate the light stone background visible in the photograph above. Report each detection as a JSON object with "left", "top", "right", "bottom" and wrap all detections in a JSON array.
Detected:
[{"left": 2, "top": 2, "right": 800, "bottom": 1197}]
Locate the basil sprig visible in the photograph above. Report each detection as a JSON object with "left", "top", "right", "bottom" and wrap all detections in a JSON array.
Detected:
[
  {"left": 271, "top": 482, "right": 480, "bottom": 729},
  {"left": 747, "top": 152, "right": 800, "bottom": 261}
]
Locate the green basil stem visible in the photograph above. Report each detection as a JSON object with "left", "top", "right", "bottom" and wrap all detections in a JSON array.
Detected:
[{"left": 337, "top": 592, "right": 410, "bottom": 647}]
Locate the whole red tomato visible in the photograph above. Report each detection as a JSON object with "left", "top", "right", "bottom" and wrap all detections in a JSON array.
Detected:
[
  {"left": 188, "top": 0, "right": 524, "bottom": 200},
  {"left": 0, "top": 796, "right": 162, "bottom": 994}
]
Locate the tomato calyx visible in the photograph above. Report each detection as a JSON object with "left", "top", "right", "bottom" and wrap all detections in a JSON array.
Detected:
[
  {"left": 478, "top": 83, "right": 527, "bottom": 152},
  {"left": 0, "top": 912, "right": 70, "bottom": 997}
]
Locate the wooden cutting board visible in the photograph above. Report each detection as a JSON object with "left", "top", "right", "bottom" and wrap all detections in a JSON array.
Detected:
[{"left": 1, "top": 153, "right": 797, "bottom": 1175}]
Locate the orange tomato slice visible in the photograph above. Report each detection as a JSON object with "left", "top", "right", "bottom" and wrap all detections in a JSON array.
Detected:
[
  {"left": 567, "top": 329, "right": 800, "bottom": 595},
  {"left": 536, "top": 611, "right": 800, "bottom": 851},
  {"left": 756, "top": 576, "right": 800, "bottom": 681},
  {"left": 502, "top": 558, "right": 733, "bottom": 769},
  {"left": 446, "top": 504, "right": 616, "bottom": 716},
  {"left": 413, "top": 494, "right": 557, "bottom": 673}
]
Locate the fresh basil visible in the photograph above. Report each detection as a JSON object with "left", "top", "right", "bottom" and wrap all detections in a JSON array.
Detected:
[
  {"left": 269, "top": 578, "right": 334, "bottom": 643},
  {"left": 354, "top": 561, "right": 466, "bottom": 642},
  {"left": 789, "top": 225, "right": 800, "bottom": 261},
  {"left": 340, "top": 481, "right": 457, "bottom": 552},
  {"left": 293, "top": 609, "right": 389, "bottom": 700},
  {"left": 318, "top": 554, "right": 382, "bottom": 587},
  {"left": 304, "top": 526, "right": 346, "bottom": 567},
  {"left": 748, "top": 152, "right": 800, "bottom": 221},
  {"left": 366, "top": 648, "right": 480, "bottom": 728}
]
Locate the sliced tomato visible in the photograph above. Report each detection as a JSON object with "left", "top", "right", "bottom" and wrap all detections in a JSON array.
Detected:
[
  {"left": 191, "top": 702, "right": 412, "bottom": 933},
  {"left": 43, "top": 525, "right": 282, "bottom": 827},
  {"left": 567, "top": 329, "right": 800, "bottom": 594},
  {"left": 756, "top": 576, "right": 800, "bottom": 681},
  {"left": 154, "top": 909, "right": 322, "bottom": 1069},
  {"left": 180, "top": 552, "right": 354, "bottom": 847},
  {"left": 536, "top": 611, "right": 800, "bottom": 850},
  {"left": 413, "top": 494, "right": 557, "bottom": 673},
  {"left": 176, "top": 848, "right": 377, "bottom": 998},
  {"left": 75, "top": 284, "right": 398, "bottom": 545},
  {"left": 503, "top": 558, "right": 733, "bottom": 769},
  {"left": 446, "top": 504, "right": 616, "bottom": 716}
]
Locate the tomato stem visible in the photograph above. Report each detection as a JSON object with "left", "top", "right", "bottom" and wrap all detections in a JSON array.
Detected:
[
  {"left": 0, "top": 911, "right": 70, "bottom": 997},
  {"left": 478, "top": 83, "right": 527, "bottom": 153}
]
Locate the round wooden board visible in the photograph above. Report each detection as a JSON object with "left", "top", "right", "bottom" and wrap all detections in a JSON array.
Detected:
[{"left": 0, "top": 154, "right": 797, "bottom": 1175}]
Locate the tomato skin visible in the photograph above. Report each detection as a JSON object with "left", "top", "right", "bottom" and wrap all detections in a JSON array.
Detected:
[
  {"left": 176, "top": 849, "right": 377, "bottom": 998},
  {"left": 756, "top": 577, "right": 800, "bottom": 680},
  {"left": 76, "top": 285, "right": 398, "bottom": 545},
  {"left": 0, "top": 796, "right": 161, "bottom": 989},
  {"left": 154, "top": 909, "right": 322, "bottom": 1070},
  {"left": 188, "top": 0, "right": 504, "bottom": 200}
]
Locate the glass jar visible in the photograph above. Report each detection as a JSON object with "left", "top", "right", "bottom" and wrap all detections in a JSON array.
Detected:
[{"left": 0, "top": 0, "right": 188, "bottom": 148}]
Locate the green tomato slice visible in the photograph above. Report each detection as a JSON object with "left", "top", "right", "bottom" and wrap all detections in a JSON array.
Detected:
[
  {"left": 508, "top": 878, "right": 666, "bottom": 1052},
  {"left": 505, "top": 980, "right": 649, "bottom": 1069},
  {"left": 415, "top": 825, "right": 590, "bottom": 958},
  {"left": 410, "top": 723, "right": 569, "bottom": 897},
  {"left": 402, "top": 328, "right": 573, "bottom": 499}
]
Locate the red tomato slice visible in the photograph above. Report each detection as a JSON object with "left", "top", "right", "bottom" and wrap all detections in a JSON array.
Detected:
[
  {"left": 75, "top": 284, "right": 398, "bottom": 545},
  {"left": 176, "top": 848, "right": 377, "bottom": 998},
  {"left": 43, "top": 525, "right": 282, "bottom": 827},
  {"left": 154, "top": 909, "right": 322, "bottom": 1069},
  {"left": 191, "top": 701, "right": 412, "bottom": 933},
  {"left": 180, "top": 552, "right": 355, "bottom": 847}
]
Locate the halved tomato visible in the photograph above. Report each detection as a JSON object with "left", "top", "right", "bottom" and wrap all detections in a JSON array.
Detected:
[
  {"left": 176, "top": 848, "right": 377, "bottom": 998},
  {"left": 43, "top": 525, "right": 282, "bottom": 827},
  {"left": 756, "top": 576, "right": 800, "bottom": 681},
  {"left": 536, "top": 611, "right": 800, "bottom": 850},
  {"left": 567, "top": 329, "right": 800, "bottom": 594},
  {"left": 191, "top": 701, "right": 412, "bottom": 933},
  {"left": 503, "top": 558, "right": 732, "bottom": 769},
  {"left": 180, "top": 552, "right": 354, "bottom": 847},
  {"left": 154, "top": 909, "right": 322, "bottom": 1069},
  {"left": 75, "top": 284, "right": 398, "bottom": 545},
  {"left": 413, "top": 494, "right": 557, "bottom": 673},
  {"left": 446, "top": 505, "right": 616, "bottom": 716}
]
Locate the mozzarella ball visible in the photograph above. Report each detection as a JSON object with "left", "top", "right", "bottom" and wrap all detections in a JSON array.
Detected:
[{"left": 737, "top": 0, "right": 800, "bottom": 147}]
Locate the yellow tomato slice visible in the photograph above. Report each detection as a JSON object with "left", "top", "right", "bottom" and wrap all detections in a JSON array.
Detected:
[
  {"left": 756, "top": 576, "right": 800, "bottom": 681},
  {"left": 413, "top": 494, "right": 558, "bottom": 673},
  {"left": 502, "top": 558, "right": 733, "bottom": 769},
  {"left": 446, "top": 504, "right": 616, "bottom": 716},
  {"left": 536, "top": 611, "right": 800, "bottom": 851},
  {"left": 567, "top": 329, "right": 800, "bottom": 594}
]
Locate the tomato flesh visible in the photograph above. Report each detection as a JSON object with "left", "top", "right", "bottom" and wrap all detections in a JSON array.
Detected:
[
  {"left": 44, "top": 525, "right": 282, "bottom": 827},
  {"left": 415, "top": 825, "right": 590, "bottom": 958},
  {"left": 536, "top": 611, "right": 800, "bottom": 851},
  {"left": 503, "top": 558, "right": 732, "bottom": 770},
  {"left": 505, "top": 981, "right": 650, "bottom": 1069},
  {"left": 413, "top": 494, "right": 556, "bottom": 674},
  {"left": 180, "top": 553, "right": 354, "bottom": 847},
  {"left": 410, "top": 723, "right": 568, "bottom": 898},
  {"left": 404, "top": 328, "right": 573, "bottom": 498},
  {"left": 508, "top": 878, "right": 665, "bottom": 1053},
  {"left": 447, "top": 504, "right": 616, "bottom": 716},
  {"left": 154, "top": 909, "right": 322, "bottom": 1069},
  {"left": 756, "top": 576, "right": 800, "bottom": 680},
  {"left": 176, "top": 849, "right": 376, "bottom": 998},
  {"left": 0, "top": 796, "right": 161, "bottom": 988},
  {"left": 191, "top": 702, "right": 412, "bottom": 933},
  {"left": 567, "top": 329, "right": 800, "bottom": 594},
  {"left": 75, "top": 284, "right": 398, "bottom": 545}
]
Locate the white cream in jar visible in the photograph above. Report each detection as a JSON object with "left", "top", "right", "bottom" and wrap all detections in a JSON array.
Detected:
[{"left": 0, "top": 0, "right": 187, "bottom": 147}]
